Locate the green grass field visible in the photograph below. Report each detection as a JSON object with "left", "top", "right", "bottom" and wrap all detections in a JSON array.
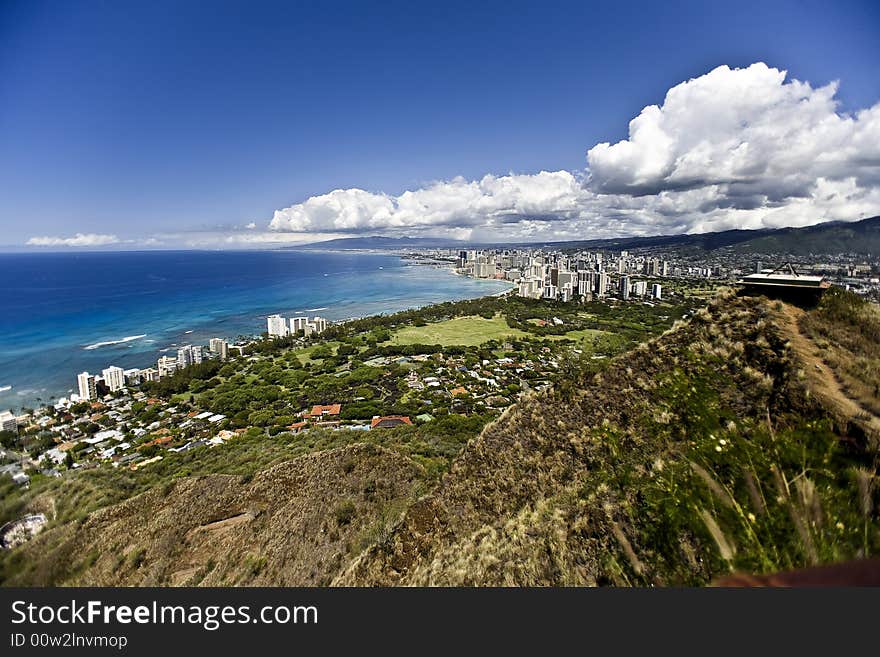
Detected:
[
  {"left": 548, "top": 328, "right": 608, "bottom": 343},
  {"left": 389, "top": 315, "right": 529, "bottom": 347}
]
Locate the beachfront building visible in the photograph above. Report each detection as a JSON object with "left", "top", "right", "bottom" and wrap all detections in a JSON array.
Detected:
[
  {"left": 0, "top": 410, "right": 17, "bottom": 434},
  {"left": 290, "top": 316, "right": 309, "bottom": 334},
  {"left": 77, "top": 372, "right": 97, "bottom": 401},
  {"left": 209, "top": 338, "right": 229, "bottom": 359},
  {"left": 157, "top": 356, "right": 178, "bottom": 378},
  {"left": 267, "top": 314, "right": 289, "bottom": 337},
  {"left": 102, "top": 365, "right": 125, "bottom": 392},
  {"left": 176, "top": 345, "right": 203, "bottom": 369},
  {"left": 139, "top": 367, "right": 159, "bottom": 382},
  {"left": 518, "top": 277, "right": 542, "bottom": 299},
  {"left": 123, "top": 368, "right": 142, "bottom": 386},
  {"left": 290, "top": 315, "right": 328, "bottom": 337}
]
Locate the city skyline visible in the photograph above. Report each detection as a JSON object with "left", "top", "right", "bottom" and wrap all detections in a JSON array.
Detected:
[{"left": 2, "top": 1, "right": 879, "bottom": 249}]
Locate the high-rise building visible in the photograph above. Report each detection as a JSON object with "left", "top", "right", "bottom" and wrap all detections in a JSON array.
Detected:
[
  {"left": 290, "top": 317, "right": 309, "bottom": 334},
  {"left": 651, "top": 284, "right": 663, "bottom": 300},
  {"left": 77, "top": 372, "right": 96, "bottom": 401},
  {"left": 175, "top": 345, "right": 202, "bottom": 368},
  {"left": 557, "top": 271, "right": 576, "bottom": 291},
  {"left": 157, "top": 356, "right": 178, "bottom": 378},
  {"left": 312, "top": 316, "right": 328, "bottom": 333},
  {"left": 177, "top": 346, "right": 192, "bottom": 368},
  {"left": 474, "top": 262, "right": 493, "bottom": 278},
  {"left": 619, "top": 275, "right": 631, "bottom": 300},
  {"left": 102, "top": 365, "right": 125, "bottom": 392},
  {"left": 0, "top": 410, "right": 18, "bottom": 434},
  {"left": 267, "top": 314, "right": 289, "bottom": 337},
  {"left": 209, "top": 338, "right": 229, "bottom": 360},
  {"left": 596, "top": 272, "right": 609, "bottom": 297}
]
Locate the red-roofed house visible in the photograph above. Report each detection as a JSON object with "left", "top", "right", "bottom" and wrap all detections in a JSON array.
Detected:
[
  {"left": 308, "top": 404, "right": 341, "bottom": 420},
  {"left": 371, "top": 415, "right": 412, "bottom": 429}
]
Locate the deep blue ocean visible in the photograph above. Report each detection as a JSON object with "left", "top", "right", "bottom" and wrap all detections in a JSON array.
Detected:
[{"left": 0, "top": 250, "right": 510, "bottom": 410}]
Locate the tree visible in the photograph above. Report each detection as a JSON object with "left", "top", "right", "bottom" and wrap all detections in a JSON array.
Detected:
[{"left": 0, "top": 430, "right": 17, "bottom": 449}]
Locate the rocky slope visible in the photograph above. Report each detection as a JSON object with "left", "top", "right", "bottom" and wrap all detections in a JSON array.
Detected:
[{"left": 5, "top": 444, "right": 424, "bottom": 586}]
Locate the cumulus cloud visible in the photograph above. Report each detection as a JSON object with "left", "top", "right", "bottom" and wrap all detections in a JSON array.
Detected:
[
  {"left": 269, "top": 63, "right": 880, "bottom": 241},
  {"left": 26, "top": 233, "right": 121, "bottom": 247}
]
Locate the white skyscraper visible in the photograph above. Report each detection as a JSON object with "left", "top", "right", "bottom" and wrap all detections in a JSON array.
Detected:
[
  {"left": 651, "top": 283, "right": 663, "bottom": 300},
  {"left": 209, "top": 338, "right": 229, "bottom": 359},
  {"left": 267, "top": 314, "right": 289, "bottom": 337},
  {"left": 290, "top": 316, "right": 309, "bottom": 334},
  {"left": 177, "top": 346, "right": 192, "bottom": 368},
  {"left": 176, "top": 345, "right": 202, "bottom": 368},
  {"left": 596, "top": 272, "right": 609, "bottom": 297},
  {"left": 77, "top": 372, "right": 96, "bottom": 401},
  {"left": 102, "top": 365, "right": 125, "bottom": 392}
]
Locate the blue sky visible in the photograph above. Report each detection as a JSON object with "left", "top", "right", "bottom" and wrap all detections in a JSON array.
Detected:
[{"left": 1, "top": 0, "right": 879, "bottom": 247}]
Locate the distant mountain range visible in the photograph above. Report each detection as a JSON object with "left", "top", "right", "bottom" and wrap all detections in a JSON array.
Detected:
[
  {"left": 288, "top": 216, "right": 880, "bottom": 255},
  {"left": 287, "top": 236, "right": 465, "bottom": 250}
]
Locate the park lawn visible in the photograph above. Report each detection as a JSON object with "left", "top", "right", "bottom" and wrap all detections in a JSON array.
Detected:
[
  {"left": 550, "top": 328, "right": 608, "bottom": 343},
  {"left": 389, "top": 314, "right": 529, "bottom": 347},
  {"left": 290, "top": 341, "right": 341, "bottom": 364}
]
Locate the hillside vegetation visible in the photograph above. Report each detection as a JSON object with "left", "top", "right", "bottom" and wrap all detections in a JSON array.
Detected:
[
  {"left": 3, "top": 291, "right": 878, "bottom": 586},
  {"left": 3, "top": 444, "right": 426, "bottom": 586},
  {"left": 339, "top": 292, "right": 879, "bottom": 585}
]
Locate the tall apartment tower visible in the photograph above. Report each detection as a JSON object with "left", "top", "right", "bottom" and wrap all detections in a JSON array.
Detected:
[
  {"left": 619, "top": 275, "right": 631, "bottom": 300},
  {"left": 290, "top": 316, "right": 309, "bottom": 334},
  {"left": 596, "top": 272, "right": 609, "bottom": 297},
  {"left": 102, "top": 365, "right": 125, "bottom": 392},
  {"left": 209, "top": 338, "right": 229, "bottom": 359},
  {"left": 157, "top": 356, "right": 178, "bottom": 378},
  {"left": 267, "top": 314, "right": 289, "bottom": 337},
  {"left": 77, "top": 372, "right": 96, "bottom": 401}
]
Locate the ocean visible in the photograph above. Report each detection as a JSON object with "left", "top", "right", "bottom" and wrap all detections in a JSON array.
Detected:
[{"left": 0, "top": 250, "right": 511, "bottom": 411}]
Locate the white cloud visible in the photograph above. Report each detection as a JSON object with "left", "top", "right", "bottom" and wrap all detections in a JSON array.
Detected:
[
  {"left": 269, "top": 63, "right": 880, "bottom": 241},
  {"left": 26, "top": 233, "right": 120, "bottom": 247},
  {"left": 245, "top": 222, "right": 257, "bottom": 229}
]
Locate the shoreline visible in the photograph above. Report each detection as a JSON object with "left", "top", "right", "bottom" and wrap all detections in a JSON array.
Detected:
[{"left": 0, "top": 261, "right": 513, "bottom": 412}]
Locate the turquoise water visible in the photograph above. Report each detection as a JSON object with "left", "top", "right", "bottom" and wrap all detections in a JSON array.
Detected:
[{"left": 0, "top": 250, "right": 510, "bottom": 410}]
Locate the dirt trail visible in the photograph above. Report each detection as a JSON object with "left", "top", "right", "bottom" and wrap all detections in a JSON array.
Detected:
[{"left": 774, "top": 302, "right": 880, "bottom": 438}]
